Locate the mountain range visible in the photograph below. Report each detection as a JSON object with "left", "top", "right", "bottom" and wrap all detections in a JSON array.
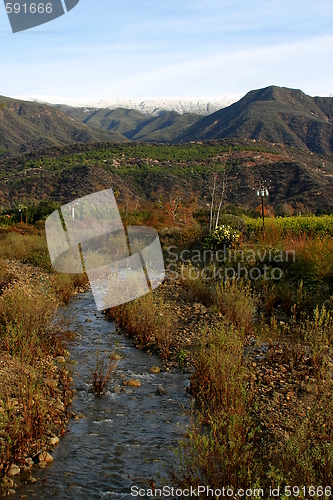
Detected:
[
  {"left": 48, "top": 87, "right": 333, "bottom": 153},
  {"left": 0, "top": 96, "right": 127, "bottom": 154},
  {"left": 1, "top": 86, "right": 333, "bottom": 156},
  {"left": 12, "top": 95, "right": 243, "bottom": 116},
  {"left": 178, "top": 86, "right": 333, "bottom": 155}
]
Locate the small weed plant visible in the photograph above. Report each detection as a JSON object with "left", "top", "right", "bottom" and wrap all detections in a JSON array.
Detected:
[{"left": 92, "top": 351, "right": 117, "bottom": 396}]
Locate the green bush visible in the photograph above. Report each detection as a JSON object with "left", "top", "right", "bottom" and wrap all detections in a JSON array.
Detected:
[{"left": 205, "top": 225, "right": 241, "bottom": 249}]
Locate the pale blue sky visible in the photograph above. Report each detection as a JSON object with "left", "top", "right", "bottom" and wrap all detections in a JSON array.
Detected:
[{"left": 1, "top": 0, "right": 333, "bottom": 98}]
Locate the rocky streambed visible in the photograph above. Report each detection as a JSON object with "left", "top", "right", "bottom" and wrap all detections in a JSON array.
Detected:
[{"left": 9, "top": 290, "right": 191, "bottom": 499}]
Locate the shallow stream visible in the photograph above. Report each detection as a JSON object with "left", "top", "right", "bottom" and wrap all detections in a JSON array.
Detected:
[{"left": 24, "top": 291, "right": 191, "bottom": 499}]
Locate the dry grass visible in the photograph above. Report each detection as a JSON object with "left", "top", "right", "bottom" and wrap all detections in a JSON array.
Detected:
[
  {"left": 178, "top": 263, "right": 215, "bottom": 306},
  {"left": 107, "top": 292, "right": 173, "bottom": 359},
  {"left": 51, "top": 273, "right": 89, "bottom": 304},
  {"left": 0, "top": 228, "right": 89, "bottom": 306},
  {"left": 0, "top": 285, "right": 73, "bottom": 473},
  {"left": 285, "top": 234, "right": 333, "bottom": 282},
  {"left": 216, "top": 279, "right": 257, "bottom": 333},
  {"left": 261, "top": 307, "right": 333, "bottom": 487},
  {"left": 272, "top": 381, "right": 333, "bottom": 487},
  {"left": 0, "top": 231, "right": 51, "bottom": 270},
  {"left": 178, "top": 264, "right": 258, "bottom": 333},
  {"left": 170, "top": 322, "right": 259, "bottom": 491},
  {"left": 0, "top": 366, "right": 49, "bottom": 467},
  {"left": 0, "top": 228, "right": 86, "bottom": 476},
  {"left": 0, "top": 286, "right": 59, "bottom": 362},
  {"left": 171, "top": 303, "right": 333, "bottom": 491}
]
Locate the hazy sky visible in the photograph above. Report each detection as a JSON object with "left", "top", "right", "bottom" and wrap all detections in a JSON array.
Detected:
[{"left": 1, "top": 0, "right": 333, "bottom": 98}]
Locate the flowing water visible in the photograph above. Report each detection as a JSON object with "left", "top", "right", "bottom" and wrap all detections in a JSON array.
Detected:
[{"left": 22, "top": 291, "right": 191, "bottom": 499}]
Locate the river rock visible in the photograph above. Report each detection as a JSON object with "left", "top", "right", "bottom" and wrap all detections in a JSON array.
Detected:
[
  {"left": 1, "top": 476, "right": 14, "bottom": 488},
  {"left": 48, "top": 436, "right": 59, "bottom": 446},
  {"left": 156, "top": 387, "right": 166, "bottom": 396},
  {"left": 26, "top": 477, "right": 37, "bottom": 484},
  {"left": 54, "top": 400, "right": 65, "bottom": 411},
  {"left": 7, "top": 489, "right": 16, "bottom": 495},
  {"left": 149, "top": 366, "right": 160, "bottom": 374},
  {"left": 74, "top": 414, "right": 85, "bottom": 420},
  {"left": 39, "top": 451, "right": 53, "bottom": 463},
  {"left": 23, "top": 458, "right": 33, "bottom": 471},
  {"left": 123, "top": 379, "right": 141, "bottom": 387},
  {"left": 55, "top": 356, "right": 66, "bottom": 363},
  {"left": 8, "top": 464, "right": 20, "bottom": 476}
]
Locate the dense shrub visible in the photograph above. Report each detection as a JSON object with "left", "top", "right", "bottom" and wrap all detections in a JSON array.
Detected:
[{"left": 205, "top": 225, "right": 241, "bottom": 249}]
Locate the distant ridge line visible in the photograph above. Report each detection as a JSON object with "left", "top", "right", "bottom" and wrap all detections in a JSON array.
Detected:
[{"left": 9, "top": 95, "right": 244, "bottom": 116}]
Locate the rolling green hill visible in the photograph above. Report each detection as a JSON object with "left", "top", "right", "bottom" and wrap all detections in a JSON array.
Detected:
[
  {"left": 0, "top": 96, "right": 128, "bottom": 154},
  {"left": 177, "top": 86, "right": 333, "bottom": 154},
  {"left": 57, "top": 106, "right": 201, "bottom": 143},
  {"left": 57, "top": 106, "right": 149, "bottom": 136},
  {"left": 1, "top": 140, "right": 333, "bottom": 215}
]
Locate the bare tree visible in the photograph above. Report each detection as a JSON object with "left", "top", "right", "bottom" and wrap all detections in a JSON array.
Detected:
[
  {"left": 209, "top": 167, "right": 228, "bottom": 233},
  {"left": 165, "top": 189, "right": 183, "bottom": 222},
  {"left": 214, "top": 170, "right": 228, "bottom": 229},
  {"left": 209, "top": 173, "right": 217, "bottom": 234}
]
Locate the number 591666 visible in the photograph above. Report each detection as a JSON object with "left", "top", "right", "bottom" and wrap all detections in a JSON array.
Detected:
[{"left": 6, "top": 3, "right": 53, "bottom": 14}]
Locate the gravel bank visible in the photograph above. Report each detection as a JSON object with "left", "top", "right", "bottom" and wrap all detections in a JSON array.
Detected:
[{"left": 0, "top": 260, "right": 88, "bottom": 496}]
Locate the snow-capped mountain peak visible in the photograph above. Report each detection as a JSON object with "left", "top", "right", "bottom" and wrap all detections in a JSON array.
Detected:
[{"left": 11, "top": 95, "right": 244, "bottom": 116}]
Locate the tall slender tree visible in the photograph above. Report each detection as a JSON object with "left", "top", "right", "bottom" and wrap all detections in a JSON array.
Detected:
[{"left": 209, "top": 167, "right": 228, "bottom": 233}]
